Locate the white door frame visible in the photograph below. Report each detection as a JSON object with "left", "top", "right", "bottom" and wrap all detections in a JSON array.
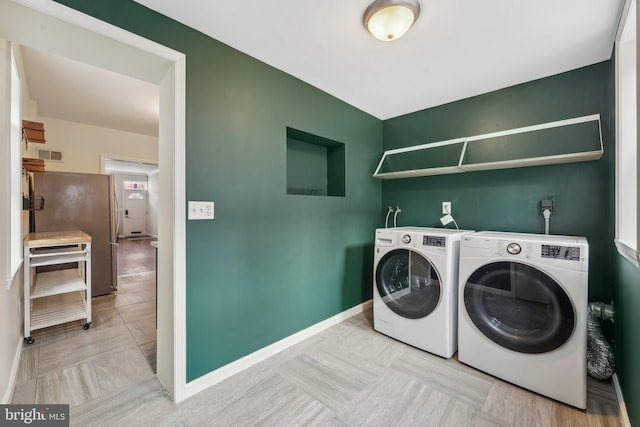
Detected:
[{"left": 0, "top": 0, "right": 187, "bottom": 401}]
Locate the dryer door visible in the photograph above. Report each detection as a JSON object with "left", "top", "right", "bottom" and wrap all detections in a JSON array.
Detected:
[
  {"left": 463, "top": 261, "right": 575, "bottom": 353},
  {"left": 376, "top": 249, "right": 441, "bottom": 319}
]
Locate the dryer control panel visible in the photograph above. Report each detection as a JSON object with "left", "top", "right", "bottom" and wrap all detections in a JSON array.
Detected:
[
  {"left": 541, "top": 244, "right": 581, "bottom": 261},
  {"left": 423, "top": 235, "right": 446, "bottom": 248}
]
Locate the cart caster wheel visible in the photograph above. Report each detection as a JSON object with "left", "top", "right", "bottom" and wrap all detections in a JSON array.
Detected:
[
  {"left": 24, "top": 337, "right": 35, "bottom": 344},
  {"left": 83, "top": 323, "right": 91, "bottom": 330}
]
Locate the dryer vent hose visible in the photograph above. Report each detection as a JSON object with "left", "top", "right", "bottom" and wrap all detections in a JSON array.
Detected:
[{"left": 587, "top": 302, "right": 615, "bottom": 380}]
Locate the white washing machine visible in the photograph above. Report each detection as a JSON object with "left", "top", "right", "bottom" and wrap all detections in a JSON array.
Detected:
[
  {"left": 373, "top": 227, "right": 473, "bottom": 358},
  {"left": 457, "top": 231, "right": 589, "bottom": 409}
]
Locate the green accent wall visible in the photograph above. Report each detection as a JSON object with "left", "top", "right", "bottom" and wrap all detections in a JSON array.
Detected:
[
  {"left": 54, "top": 0, "right": 381, "bottom": 381},
  {"left": 614, "top": 257, "right": 640, "bottom": 425},
  {"left": 382, "top": 62, "right": 615, "bottom": 303},
  {"left": 382, "top": 60, "right": 640, "bottom": 425}
]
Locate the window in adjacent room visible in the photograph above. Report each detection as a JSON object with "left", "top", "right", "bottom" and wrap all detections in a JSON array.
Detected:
[
  {"left": 615, "top": 0, "right": 639, "bottom": 267},
  {"left": 124, "top": 180, "right": 146, "bottom": 191}
]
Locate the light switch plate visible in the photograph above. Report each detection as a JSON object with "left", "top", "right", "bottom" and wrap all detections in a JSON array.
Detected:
[{"left": 188, "top": 201, "right": 214, "bottom": 220}]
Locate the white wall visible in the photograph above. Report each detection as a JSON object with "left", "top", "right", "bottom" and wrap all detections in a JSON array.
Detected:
[
  {"left": 23, "top": 116, "right": 159, "bottom": 239},
  {"left": 22, "top": 116, "right": 158, "bottom": 174},
  {"left": 147, "top": 171, "right": 159, "bottom": 237}
]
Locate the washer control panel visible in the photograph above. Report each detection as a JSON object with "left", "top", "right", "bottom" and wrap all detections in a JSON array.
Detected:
[
  {"left": 541, "top": 244, "right": 581, "bottom": 261},
  {"left": 423, "top": 235, "right": 446, "bottom": 248}
]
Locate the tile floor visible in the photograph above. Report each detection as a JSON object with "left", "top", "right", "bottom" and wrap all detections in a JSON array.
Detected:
[
  {"left": 11, "top": 238, "right": 626, "bottom": 426},
  {"left": 12, "top": 238, "right": 157, "bottom": 407}
]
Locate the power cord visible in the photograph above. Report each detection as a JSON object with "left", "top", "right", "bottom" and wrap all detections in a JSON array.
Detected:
[
  {"left": 440, "top": 213, "right": 459, "bottom": 229},
  {"left": 384, "top": 206, "right": 393, "bottom": 228},
  {"left": 393, "top": 206, "right": 401, "bottom": 227},
  {"left": 439, "top": 204, "right": 459, "bottom": 229}
]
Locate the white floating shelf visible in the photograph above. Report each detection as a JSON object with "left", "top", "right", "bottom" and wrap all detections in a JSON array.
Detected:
[{"left": 373, "top": 114, "right": 603, "bottom": 179}]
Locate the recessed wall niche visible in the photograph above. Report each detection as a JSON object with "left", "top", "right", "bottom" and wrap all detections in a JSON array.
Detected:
[{"left": 286, "top": 127, "right": 345, "bottom": 197}]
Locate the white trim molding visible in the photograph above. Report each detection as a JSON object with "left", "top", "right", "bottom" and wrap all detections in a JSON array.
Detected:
[
  {"left": 615, "top": 239, "right": 640, "bottom": 268},
  {"left": 100, "top": 154, "right": 159, "bottom": 175},
  {"left": 614, "top": 0, "right": 639, "bottom": 271},
  {"left": 1, "top": 334, "right": 23, "bottom": 404},
  {"left": 185, "top": 300, "right": 373, "bottom": 399},
  {"left": 169, "top": 52, "right": 187, "bottom": 403}
]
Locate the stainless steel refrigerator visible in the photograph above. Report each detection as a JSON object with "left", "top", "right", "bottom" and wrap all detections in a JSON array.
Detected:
[{"left": 30, "top": 171, "right": 118, "bottom": 296}]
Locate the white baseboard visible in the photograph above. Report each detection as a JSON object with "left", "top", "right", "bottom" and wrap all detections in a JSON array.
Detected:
[
  {"left": 2, "top": 334, "right": 24, "bottom": 404},
  {"left": 612, "top": 373, "right": 632, "bottom": 427},
  {"left": 185, "top": 299, "right": 373, "bottom": 399}
]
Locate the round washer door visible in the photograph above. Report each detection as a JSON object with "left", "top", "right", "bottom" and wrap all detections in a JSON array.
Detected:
[
  {"left": 463, "top": 261, "right": 575, "bottom": 354},
  {"left": 376, "top": 249, "right": 441, "bottom": 319}
]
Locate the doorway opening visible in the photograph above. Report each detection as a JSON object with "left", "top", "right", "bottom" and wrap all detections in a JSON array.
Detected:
[
  {"left": 114, "top": 237, "right": 158, "bottom": 371},
  {"left": 105, "top": 158, "right": 160, "bottom": 373},
  {"left": 1, "top": 0, "right": 186, "bottom": 401},
  {"left": 102, "top": 156, "right": 159, "bottom": 372}
]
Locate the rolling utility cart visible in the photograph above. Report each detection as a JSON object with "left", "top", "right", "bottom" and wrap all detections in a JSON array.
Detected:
[{"left": 23, "top": 230, "right": 92, "bottom": 344}]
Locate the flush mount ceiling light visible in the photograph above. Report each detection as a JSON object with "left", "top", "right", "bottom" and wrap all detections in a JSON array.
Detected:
[{"left": 363, "top": 0, "right": 421, "bottom": 42}]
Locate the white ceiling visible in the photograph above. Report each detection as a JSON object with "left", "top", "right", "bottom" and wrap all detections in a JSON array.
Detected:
[
  {"left": 19, "top": 45, "right": 159, "bottom": 136},
  {"left": 133, "top": 0, "right": 625, "bottom": 120},
  {"left": 18, "top": 0, "right": 625, "bottom": 137}
]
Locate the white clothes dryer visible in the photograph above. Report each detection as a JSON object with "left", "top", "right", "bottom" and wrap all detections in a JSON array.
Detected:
[
  {"left": 458, "top": 231, "right": 589, "bottom": 409},
  {"left": 373, "top": 227, "right": 473, "bottom": 358}
]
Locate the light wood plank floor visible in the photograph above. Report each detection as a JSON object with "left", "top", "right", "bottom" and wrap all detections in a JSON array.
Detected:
[{"left": 12, "top": 242, "right": 625, "bottom": 425}]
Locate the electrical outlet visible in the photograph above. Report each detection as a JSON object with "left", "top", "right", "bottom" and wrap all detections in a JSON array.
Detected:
[{"left": 442, "top": 201, "right": 451, "bottom": 215}]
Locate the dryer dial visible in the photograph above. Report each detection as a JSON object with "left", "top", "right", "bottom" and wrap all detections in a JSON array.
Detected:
[
  {"left": 401, "top": 234, "right": 412, "bottom": 244},
  {"left": 507, "top": 243, "right": 521, "bottom": 255}
]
